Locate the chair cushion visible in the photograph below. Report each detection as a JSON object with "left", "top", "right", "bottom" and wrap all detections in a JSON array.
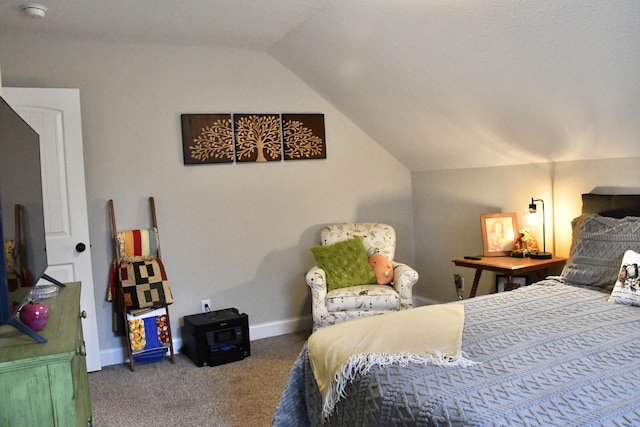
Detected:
[
  {"left": 311, "top": 237, "right": 376, "bottom": 291},
  {"left": 326, "top": 284, "right": 400, "bottom": 311}
]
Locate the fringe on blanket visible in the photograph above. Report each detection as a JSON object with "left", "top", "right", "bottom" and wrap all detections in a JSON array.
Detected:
[{"left": 322, "top": 350, "right": 480, "bottom": 420}]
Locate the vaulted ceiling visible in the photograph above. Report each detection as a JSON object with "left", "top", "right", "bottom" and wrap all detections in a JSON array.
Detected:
[{"left": 2, "top": 0, "right": 639, "bottom": 171}]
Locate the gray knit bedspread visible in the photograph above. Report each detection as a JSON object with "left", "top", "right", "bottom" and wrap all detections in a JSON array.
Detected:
[{"left": 273, "top": 279, "right": 640, "bottom": 426}]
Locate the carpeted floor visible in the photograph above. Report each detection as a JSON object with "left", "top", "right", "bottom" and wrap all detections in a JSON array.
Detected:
[{"left": 88, "top": 330, "right": 310, "bottom": 426}]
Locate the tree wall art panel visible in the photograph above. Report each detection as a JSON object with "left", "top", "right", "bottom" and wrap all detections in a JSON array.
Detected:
[
  {"left": 181, "top": 114, "right": 234, "bottom": 165},
  {"left": 282, "top": 114, "right": 326, "bottom": 160},
  {"left": 234, "top": 114, "right": 282, "bottom": 162}
]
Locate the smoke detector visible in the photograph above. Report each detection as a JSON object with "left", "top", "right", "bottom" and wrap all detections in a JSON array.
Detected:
[{"left": 22, "top": 4, "right": 47, "bottom": 18}]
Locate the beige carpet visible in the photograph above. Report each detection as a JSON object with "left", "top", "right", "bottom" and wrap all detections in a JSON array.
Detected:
[{"left": 89, "top": 330, "right": 310, "bottom": 427}]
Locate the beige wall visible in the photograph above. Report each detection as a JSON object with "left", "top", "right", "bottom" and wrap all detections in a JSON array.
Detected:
[
  {"left": 2, "top": 32, "right": 638, "bottom": 364},
  {"left": 413, "top": 158, "right": 640, "bottom": 302},
  {"left": 0, "top": 34, "right": 414, "bottom": 363}
]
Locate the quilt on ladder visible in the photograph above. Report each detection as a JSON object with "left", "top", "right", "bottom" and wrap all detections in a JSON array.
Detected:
[
  {"left": 273, "top": 278, "right": 640, "bottom": 426},
  {"left": 118, "top": 258, "right": 173, "bottom": 311}
]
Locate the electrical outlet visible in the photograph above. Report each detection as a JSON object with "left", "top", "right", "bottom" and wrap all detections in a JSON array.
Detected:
[{"left": 201, "top": 299, "right": 211, "bottom": 313}]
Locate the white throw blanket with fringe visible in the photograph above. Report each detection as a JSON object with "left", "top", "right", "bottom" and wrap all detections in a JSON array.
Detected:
[{"left": 308, "top": 304, "right": 478, "bottom": 419}]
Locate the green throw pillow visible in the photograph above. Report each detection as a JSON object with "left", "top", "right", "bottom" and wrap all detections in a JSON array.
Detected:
[{"left": 310, "top": 237, "right": 376, "bottom": 291}]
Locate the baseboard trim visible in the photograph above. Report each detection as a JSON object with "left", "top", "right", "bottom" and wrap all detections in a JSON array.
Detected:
[
  {"left": 99, "top": 315, "right": 313, "bottom": 368},
  {"left": 249, "top": 314, "right": 313, "bottom": 340},
  {"left": 413, "top": 295, "right": 440, "bottom": 306}
]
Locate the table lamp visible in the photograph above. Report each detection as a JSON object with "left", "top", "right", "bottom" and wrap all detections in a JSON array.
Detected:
[{"left": 527, "top": 197, "right": 553, "bottom": 259}]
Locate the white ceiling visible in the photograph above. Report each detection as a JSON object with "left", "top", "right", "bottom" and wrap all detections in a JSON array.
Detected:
[{"left": 2, "top": 0, "right": 639, "bottom": 171}]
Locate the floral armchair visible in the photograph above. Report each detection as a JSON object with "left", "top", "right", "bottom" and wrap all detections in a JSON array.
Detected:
[{"left": 306, "top": 223, "right": 419, "bottom": 330}]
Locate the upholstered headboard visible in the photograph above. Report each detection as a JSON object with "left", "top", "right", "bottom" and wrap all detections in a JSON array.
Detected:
[{"left": 581, "top": 193, "right": 640, "bottom": 217}]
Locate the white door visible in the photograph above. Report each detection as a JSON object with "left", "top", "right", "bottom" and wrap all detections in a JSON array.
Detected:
[{"left": 4, "top": 88, "right": 102, "bottom": 372}]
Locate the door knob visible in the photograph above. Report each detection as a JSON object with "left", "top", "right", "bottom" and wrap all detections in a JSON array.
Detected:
[{"left": 76, "top": 243, "right": 86, "bottom": 252}]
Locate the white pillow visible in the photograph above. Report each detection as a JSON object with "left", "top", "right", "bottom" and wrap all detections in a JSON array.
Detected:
[{"left": 609, "top": 249, "right": 640, "bottom": 306}]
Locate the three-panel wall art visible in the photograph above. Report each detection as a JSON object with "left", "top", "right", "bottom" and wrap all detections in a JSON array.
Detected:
[{"left": 181, "top": 113, "right": 326, "bottom": 165}]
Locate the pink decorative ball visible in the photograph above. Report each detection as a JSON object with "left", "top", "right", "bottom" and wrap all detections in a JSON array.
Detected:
[{"left": 20, "top": 301, "right": 49, "bottom": 331}]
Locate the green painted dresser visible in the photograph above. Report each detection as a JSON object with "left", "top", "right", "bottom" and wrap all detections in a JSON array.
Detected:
[{"left": 0, "top": 282, "right": 93, "bottom": 426}]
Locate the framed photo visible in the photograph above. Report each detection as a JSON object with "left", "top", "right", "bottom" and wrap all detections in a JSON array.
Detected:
[
  {"left": 480, "top": 212, "right": 518, "bottom": 257},
  {"left": 496, "top": 275, "right": 527, "bottom": 293}
]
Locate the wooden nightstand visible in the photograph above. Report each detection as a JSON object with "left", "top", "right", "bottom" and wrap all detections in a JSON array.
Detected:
[{"left": 452, "top": 256, "right": 567, "bottom": 298}]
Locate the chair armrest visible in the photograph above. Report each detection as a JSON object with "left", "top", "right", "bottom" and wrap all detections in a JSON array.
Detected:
[
  {"left": 306, "top": 266, "right": 326, "bottom": 291},
  {"left": 306, "top": 266, "right": 330, "bottom": 330},
  {"left": 392, "top": 262, "right": 419, "bottom": 309}
]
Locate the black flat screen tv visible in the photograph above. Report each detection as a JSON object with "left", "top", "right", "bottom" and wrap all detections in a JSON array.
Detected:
[{"left": 0, "top": 95, "right": 59, "bottom": 342}]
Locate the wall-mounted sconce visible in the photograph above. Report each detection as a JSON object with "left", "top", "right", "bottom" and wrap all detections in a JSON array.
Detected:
[{"left": 527, "top": 198, "right": 553, "bottom": 259}]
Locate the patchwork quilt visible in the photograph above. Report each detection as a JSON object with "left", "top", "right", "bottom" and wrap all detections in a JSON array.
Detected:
[
  {"left": 273, "top": 279, "right": 640, "bottom": 426},
  {"left": 119, "top": 259, "right": 173, "bottom": 312}
]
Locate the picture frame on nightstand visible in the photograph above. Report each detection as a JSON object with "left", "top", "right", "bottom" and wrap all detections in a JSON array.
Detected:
[
  {"left": 480, "top": 212, "right": 518, "bottom": 257},
  {"left": 496, "top": 275, "right": 527, "bottom": 293}
]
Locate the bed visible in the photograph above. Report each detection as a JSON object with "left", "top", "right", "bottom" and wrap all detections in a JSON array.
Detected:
[{"left": 273, "top": 194, "right": 640, "bottom": 426}]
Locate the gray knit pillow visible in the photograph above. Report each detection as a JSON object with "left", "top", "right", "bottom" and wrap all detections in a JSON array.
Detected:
[{"left": 562, "top": 214, "right": 640, "bottom": 292}]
